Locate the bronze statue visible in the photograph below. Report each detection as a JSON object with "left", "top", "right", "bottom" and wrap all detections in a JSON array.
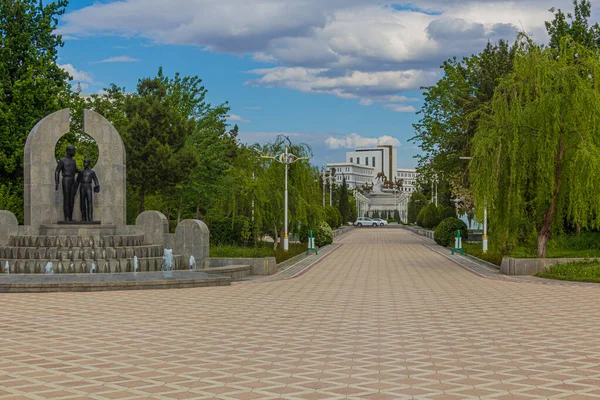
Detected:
[
  {"left": 75, "top": 158, "right": 100, "bottom": 222},
  {"left": 55, "top": 145, "right": 79, "bottom": 221}
]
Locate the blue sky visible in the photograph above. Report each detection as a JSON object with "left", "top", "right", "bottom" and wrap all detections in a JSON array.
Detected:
[{"left": 56, "top": 0, "right": 579, "bottom": 168}]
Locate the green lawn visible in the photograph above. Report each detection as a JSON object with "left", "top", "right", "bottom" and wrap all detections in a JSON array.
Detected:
[
  {"left": 210, "top": 242, "right": 308, "bottom": 264},
  {"left": 537, "top": 260, "right": 600, "bottom": 283}
]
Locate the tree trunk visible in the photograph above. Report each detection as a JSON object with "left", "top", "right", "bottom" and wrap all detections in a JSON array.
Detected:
[
  {"left": 576, "top": 224, "right": 581, "bottom": 236},
  {"left": 279, "top": 226, "right": 285, "bottom": 249},
  {"left": 537, "top": 133, "right": 565, "bottom": 258},
  {"left": 195, "top": 193, "right": 201, "bottom": 219},
  {"left": 139, "top": 189, "right": 145, "bottom": 215},
  {"left": 273, "top": 224, "right": 279, "bottom": 250}
]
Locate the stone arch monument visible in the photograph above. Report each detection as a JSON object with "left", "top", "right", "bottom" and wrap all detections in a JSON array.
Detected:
[{"left": 24, "top": 109, "right": 126, "bottom": 226}]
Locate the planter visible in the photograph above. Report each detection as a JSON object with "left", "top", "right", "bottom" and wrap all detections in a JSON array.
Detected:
[{"left": 500, "top": 257, "right": 591, "bottom": 275}]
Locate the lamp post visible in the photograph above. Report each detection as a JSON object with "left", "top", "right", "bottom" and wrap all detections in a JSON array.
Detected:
[
  {"left": 460, "top": 156, "right": 487, "bottom": 254},
  {"left": 261, "top": 146, "right": 308, "bottom": 251},
  {"left": 322, "top": 165, "right": 326, "bottom": 207}
]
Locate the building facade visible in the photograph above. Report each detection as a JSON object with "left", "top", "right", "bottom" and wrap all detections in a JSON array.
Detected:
[{"left": 326, "top": 145, "right": 419, "bottom": 221}]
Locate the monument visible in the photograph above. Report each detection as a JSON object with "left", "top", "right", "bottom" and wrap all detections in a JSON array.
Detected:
[{"left": 0, "top": 109, "right": 210, "bottom": 276}]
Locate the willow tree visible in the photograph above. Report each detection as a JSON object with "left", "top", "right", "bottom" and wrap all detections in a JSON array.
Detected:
[{"left": 471, "top": 36, "right": 600, "bottom": 257}]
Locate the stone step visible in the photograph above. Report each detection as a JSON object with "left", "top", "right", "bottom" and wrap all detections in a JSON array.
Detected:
[
  {"left": 7, "top": 235, "right": 147, "bottom": 248},
  {"left": 199, "top": 265, "right": 252, "bottom": 280},
  {"left": 0, "top": 245, "right": 165, "bottom": 260},
  {"left": 0, "top": 256, "right": 184, "bottom": 274}
]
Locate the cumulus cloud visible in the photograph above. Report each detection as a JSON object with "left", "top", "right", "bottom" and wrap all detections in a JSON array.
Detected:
[
  {"left": 93, "top": 55, "right": 141, "bottom": 63},
  {"left": 57, "top": 0, "right": 588, "bottom": 109},
  {"left": 227, "top": 114, "right": 251, "bottom": 124},
  {"left": 325, "top": 133, "right": 401, "bottom": 149},
  {"left": 384, "top": 104, "right": 417, "bottom": 113},
  {"left": 58, "top": 63, "right": 95, "bottom": 89}
]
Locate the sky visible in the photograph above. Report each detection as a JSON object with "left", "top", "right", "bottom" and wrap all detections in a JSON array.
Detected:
[{"left": 55, "top": 0, "right": 591, "bottom": 168}]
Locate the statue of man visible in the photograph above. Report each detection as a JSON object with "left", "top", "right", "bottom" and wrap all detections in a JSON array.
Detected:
[
  {"left": 55, "top": 145, "right": 79, "bottom": 221},
  {"left": 75, "top": 158, "right": 100, "bottom": 222}
]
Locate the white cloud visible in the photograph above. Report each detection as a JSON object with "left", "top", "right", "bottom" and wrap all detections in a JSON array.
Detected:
[
  {"left": 384, "top": 104, "right": 417, "bottom": 113},
  {"left": 227, "top": 114, "right": 251, "bottom": 124},
  {"left": 93, "top": 55, "right": 141, "bottom": 63},
  {"left": 57, "top": 0, "right": 591, "bottom": 108},
  {"left": 58, "top": 63, "right": 95, "bottom": 89},
  {"left": 325, "top": 133, "right": 401, "bottom": 149}
]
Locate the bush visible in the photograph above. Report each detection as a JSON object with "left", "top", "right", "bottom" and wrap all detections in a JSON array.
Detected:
[
  {"left": 440, "top": 206, "right": 456, "bottom": 220},
  {"left": 434, "top": 217, "right": 469, "bottom": 247},
  {"left": 207, "top": 215, "right": 255, "bottom": 246},
  {"left": 324, "top": 206, "right": 341, "bottom": 229},
  {"left": 421, "top": 203, "right": 440, "bottom": 229},
  {"left": 314, "top": 221, "right": 334, "bottom": 247},
  {"left": 416, "top": 206, "right": 426, "bottom": 227}
]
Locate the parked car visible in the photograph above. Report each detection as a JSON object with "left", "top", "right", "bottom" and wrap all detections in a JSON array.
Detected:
[
  {"left": 354, "top": 217, "right": 378, "bottom": 227},
  {"left": 371, "top": 218, "right": 388, "bottom": 226}
]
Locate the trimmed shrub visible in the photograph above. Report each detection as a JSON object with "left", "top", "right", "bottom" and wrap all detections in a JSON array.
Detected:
[
  {"left": 421, "top": 203, "right": 440, "bottom": 229},
  {"left": 434, "top": 217, "right": 469, "bottom": 247},
  {"left": 416, "top": 206, "right": 427, "bottom": 227},
  {"left": 314, "top": 221, "right": 334, "bottom": 247},
  {"left": 207, "top": 215, "right": 255, "bottom": 246}
]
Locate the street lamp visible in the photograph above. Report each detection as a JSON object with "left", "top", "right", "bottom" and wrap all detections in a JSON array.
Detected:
[
  {"left": 261, "top": 146, "right": 308, "bottom": 251},
  {"left": 460, "top": 156, "right": 488, "bottom": 254}
]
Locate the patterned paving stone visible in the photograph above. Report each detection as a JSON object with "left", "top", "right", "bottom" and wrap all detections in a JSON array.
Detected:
[{"left": 3, "top": 228, "right": 600, "bottom": 399}]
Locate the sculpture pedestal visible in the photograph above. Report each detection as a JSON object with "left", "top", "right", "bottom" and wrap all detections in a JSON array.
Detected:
[
  {"left": 40, "top": 224, "right": 117, "bottom": 237},
  {"left": 57, "top": 221, "right": 101, "bottom": 225}
]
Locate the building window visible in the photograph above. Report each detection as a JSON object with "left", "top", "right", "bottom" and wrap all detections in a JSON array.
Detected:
[
  {"left": 350, "top": 157, "right": 353, "bottom": 163},
  {"left": 372, "top": 157, "right": 375, "bottom": 167},
  {"left": 357, "top": 157, "right": 360, "bottom": 164},
  {"left": 365, "top": 157, "right": 369, "bottom": 166}
]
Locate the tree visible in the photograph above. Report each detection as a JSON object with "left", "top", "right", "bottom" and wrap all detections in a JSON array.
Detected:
[
  {"left": 471, "top": 37, "right": 600, "bottom": 257},
  {"left": 411, "top": 40, "right": 515, "bottom": 205},
  {"left": 122, "top": 72, "right": 197, "bottom": 213},
  {"left": 338, "top": 177, "right": 350, "bottom": 223},
  {"left": 545, "top": 0, "right": 600, "bottom": 50},
  {"left": 0, "top": 0, "right": 71, "bottom": 220},
  {"left": 394, "top": 209, "right": 400, "bottom": 222},
  {"left": 408, "top": 192, "right": 428, "bottom": 223}
]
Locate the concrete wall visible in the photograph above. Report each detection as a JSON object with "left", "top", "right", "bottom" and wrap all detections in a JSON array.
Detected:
[
  {"left": 204, "top": 257, "right": 278, "bottom": 276},
  {"left": 500, "top": 257, "right": 591, "bottom": 276}
]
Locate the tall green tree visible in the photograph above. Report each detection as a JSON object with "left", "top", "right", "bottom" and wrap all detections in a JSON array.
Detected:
[
  {"left": 407, "top": 192, "right": 428, "bottom": 224},
  {"left": 545, "top": 0, "right": 600, "bottom": 50},
  {"left": 122, "top": 73, "right": 197, "bottom": 213},
  {"left": 411, "top": 40, "right": 515, "bottom": 201},
  {"left": 338, "top": 177, "right": 350, "bottom": 223},
  {"left": 0, "top": 0, "right": 71, "bottom": 220},
  {"left": 471, "top": 37, "right": 600, "bottom": 257}
]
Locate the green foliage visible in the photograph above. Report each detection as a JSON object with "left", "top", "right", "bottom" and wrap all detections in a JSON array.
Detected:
[
  {"left": 207, "top": 216, "right": 255, "bottom": 246},
  {"left": 549, "top": 232, "right": 600, "bottom": 251},
  {"left": 348, "top": 195, "right": 358, "bottom": 223},
  {"left": 314, "top": 221, "right": 333, "bottom": 247},
  {"left": 462, "top": 243, "right": 504, "bottom": 266},
  {"left": 440, "top": 206, "right": 456, "bottom": 220},
  {"left": 0, "top": 183, "right": 22, "bottom": 222},
  {"left": 421, "top": 203, "right": 440, "bottom": 229},
  {"left": 210, "top": 242, "right": 307, "bottom": 264},
  {"left": 537, "top": 260, "right": 600, "bottom": 283},
  {"left": 408, "top": 192, "right": 427, "bottom": 223},
  {"left": 0, "top": 0, "right": 72, "bottom": 221},
  {"left": 471, "top": 37, "right": 600, "bottom": 257},
  {"left": 545, "top": 0, "right": 600, "bottom": 50},
  {"left": 324, "top": 205, "right": 341, "bottom": 229},
  {"left": 434, "top": 217, "right": 469, "bottom": 247},
  {"left": 416, "top": 206, "right": 426, "bottom": 227},
  {"left": 338, "top": 177, "right": 350, "bottom": 223},
  {"left": 394, "top": 209, "right": 401, "bottom": 222},
  {"left": 410, "top": 40, "right": 515, "bottom": 203}
]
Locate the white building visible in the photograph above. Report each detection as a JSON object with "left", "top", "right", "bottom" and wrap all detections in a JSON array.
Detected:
[{"left": 326, "top": 145, "right": 419, "bottom": 222}]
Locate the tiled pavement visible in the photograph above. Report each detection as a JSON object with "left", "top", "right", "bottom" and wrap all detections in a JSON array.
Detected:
[{"left": 3, "top": 229, "right": 600, "bottom": 399}]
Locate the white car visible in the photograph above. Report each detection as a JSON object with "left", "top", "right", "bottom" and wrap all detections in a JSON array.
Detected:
[
  {"left": 371, "top": 218, "right": 388, "bottom": 226},
  {"left": 354, "top": 217, "right": 378, "bottom": 227}
]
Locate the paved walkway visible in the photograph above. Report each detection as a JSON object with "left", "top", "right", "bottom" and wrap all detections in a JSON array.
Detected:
[{"left": 3, "top": 229, "right": 600, "bottom": 399}]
